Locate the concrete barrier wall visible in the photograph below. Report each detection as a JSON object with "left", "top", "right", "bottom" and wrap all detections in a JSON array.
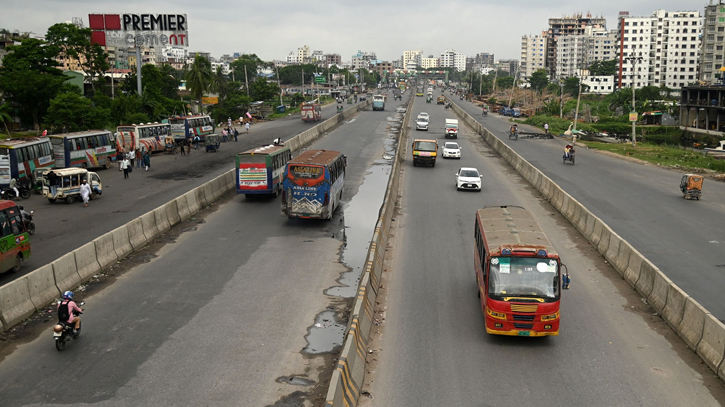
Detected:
[
  {"left": 94, "top": 233, "right": 117, "bottom": 270},
  {"left": 111, "top": 225, "right": 132, "bottom": 259},
  {"left": 449, "top": 99, "right": 725, "bottom": 381},
  {"left": 52, "top": 252, "right": 80, "bottom": 294},
  {"left": 75, "top": 241, "right": 101, "bottom": 281},
  {"left": 26, "top": 264, "right": 60, "bottom": 310},
  {"left": 0, "top": 277, "right": 34, "bottom": 331},
  {"left": 127, "top": 218, "right": 148, "bottom": 251}
]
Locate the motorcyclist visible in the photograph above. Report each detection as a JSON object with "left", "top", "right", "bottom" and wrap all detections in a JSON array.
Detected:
[
  {"left": 58, "top": 291, "right": 83, "bottom": 335},
  {"left": 9, "top": 177, "right": 19, "bottom": 199}
]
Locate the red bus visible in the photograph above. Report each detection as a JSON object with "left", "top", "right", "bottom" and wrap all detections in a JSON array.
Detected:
[
  {"left": 0, "top": 200, "right": 31, "bottom": 274},
  {"left": 474, "top": 205, "right": 570, "bottom": 337},
  {"left": 301, "top": 103, "right": 321, "bottom": 122}
]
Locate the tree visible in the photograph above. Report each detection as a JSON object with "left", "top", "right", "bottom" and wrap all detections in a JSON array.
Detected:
[
  {"left": 210, "top": 66, "right": 227, "bottom": 97},
  {"left": 46, "top": 23, "right": 109, "bottom": 95},
  {"left": 208, "top": 81, "right": 251, "bottom": 124},
  {"left": 44, "top": 91, "right": 110, "bottom": 132},
  {"left": 563, "top": 77, "right": 587, "bottom": 96},
  {"left": 529, "top": 69, "right": 549, "bottom": 93},
  {"left": 0, "top": 38, "right": 66, "bottom": 129},
  {"left": 588, "top": 59, "right": 617, "bottom": 76},
  {"left": 230, "top": 54, "right": 265, "bottom": 88},
  {"left": 249, "top": 77, "right": 280, "bottom": 102},
  {"left": 497, "top": 76, "right": 514, "bottom": 89},
  {"left": 184, "top": 54, "right": 212, "bottom": 112},
  {"left": 0, "top": 102, "right": 13, "bottom": 136}
]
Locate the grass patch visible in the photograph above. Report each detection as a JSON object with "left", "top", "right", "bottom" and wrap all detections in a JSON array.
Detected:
[{"left": 579, "top": 140, "right": 725, "bottom": 173}]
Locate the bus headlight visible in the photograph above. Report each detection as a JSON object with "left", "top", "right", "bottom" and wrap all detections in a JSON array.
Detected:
[
  {"left": 541, "top": 312, "right": 560, "bottom": 321},
  {"left": 486, "top": 308, "right": 506, "bottom": 320}
]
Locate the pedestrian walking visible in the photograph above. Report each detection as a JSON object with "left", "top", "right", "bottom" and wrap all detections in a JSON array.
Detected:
[
  {"left": 222, "top": 128, "right": 228, "bottom": 142},
  {"left": 186, "top": 138, "right": 192, "bottom": 155},
  {"left": 79, "top": 179, "right": 92, "bottom": 207},
  {"left": 233, "top": 128, "right": 239, "bottom": 142},
  {"left": 117, "top": 150, "right": 124, "bottom": 171},
  {"left": 127, "top": 150, "right": 135, "bottom": 168},
  {"left": 121, "top": 157, "right": 131, "bottom": 179},
  {"left": 544, "top": 123, "right": 549, "bottom": 135},
  {"left": 180, "top": 140, "right": 186, "bottom": 155},
  {"left": 245, "top": 122, "right": 250, "bottom": 133},
  {"left": 194, "top": 135, "right": 200, "bottom": 150},
  {"left": 134, "top": 148, "right": 142, "bottom": 169},
  {"left": 143, "top": 150, "right": 150, "bottom": 171}
]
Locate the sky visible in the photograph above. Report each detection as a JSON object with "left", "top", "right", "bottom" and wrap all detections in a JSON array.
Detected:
[{"left": 2, "top": 0, "right": 706, "bottom": 62}]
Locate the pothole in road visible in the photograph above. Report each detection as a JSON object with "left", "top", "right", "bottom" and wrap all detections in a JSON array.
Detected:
[{"left": 275, "top": 375, "right": 315, "bottom": 386}]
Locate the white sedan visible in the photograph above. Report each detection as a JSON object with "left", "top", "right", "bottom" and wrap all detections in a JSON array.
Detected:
[
  {"left": 442, "top": 142, "right": 461, "bottom": 158},
  {"left": 417, "top": 112, "right": 430, "bottom": 121},
  {"left": 455, "top": 167, "right": 482, "bottom": 191}
]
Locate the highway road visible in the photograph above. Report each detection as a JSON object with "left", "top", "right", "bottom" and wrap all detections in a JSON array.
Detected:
[
  {"left": 359, "top": 93, "right": 725, "bottom": 407},
  {"left": 0, "top": 94, "right": 404, "bottom": 406},
  {"left": 0, "top": 101, "right": 359, "bottom": 286},
  {"left": 454, "top": 100, "right": 725, "bottom": 322}
]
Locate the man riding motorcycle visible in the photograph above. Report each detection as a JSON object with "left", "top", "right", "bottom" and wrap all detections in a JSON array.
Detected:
[{"left": 58, "top": 291, "right": 83, "bottom": 336}]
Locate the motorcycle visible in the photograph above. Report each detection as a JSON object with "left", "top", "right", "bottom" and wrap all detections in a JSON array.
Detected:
[
  {"left": 19, "top": 206, "right": 34, "bottom": 235},
  {"left": 1, "top": 184, "right": 31, "bottom": 200},
  {"left": 53, "top": 301, "right": 84, "bottom": 351}
]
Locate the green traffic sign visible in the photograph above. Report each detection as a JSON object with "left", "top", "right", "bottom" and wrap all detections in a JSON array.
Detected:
[{"left": 315, "top": 76, "right": 326, "bottom": 83}]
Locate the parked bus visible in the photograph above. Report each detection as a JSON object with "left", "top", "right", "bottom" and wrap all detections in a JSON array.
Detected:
[
  {"left": 169, "top": 114, "right": 215, "bottom": 142},
  {"left": 0, "top": 137, "right": 55, "bottom": 188},
  {"left": 0, "top": 200, "right": 31, "bottom": 274},
  {"left": 116, "top": 122, "right": 171, "bottom": 154},
  {"left": 301, "top": 103, "right": 322, "bottom": 122},
  {"left": 49, "top": 130, "right": 116, "bottom": 169},
  {"left": 281, "top": 149, "right": 345, "bottom": 219},
  {"left": 474, "top": 205, "right": 569, "bottom": 337},
  {"left": 236, "top": 144, "right": 292, "bottom": 197}
]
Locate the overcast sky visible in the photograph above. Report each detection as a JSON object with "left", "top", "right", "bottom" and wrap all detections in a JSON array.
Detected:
[{"left": 3, "top": 0, "right": 706, "bottom": 62}]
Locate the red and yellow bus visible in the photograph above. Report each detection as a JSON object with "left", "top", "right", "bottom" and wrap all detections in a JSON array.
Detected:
[
  {"left": 474, "top": 205, "right": 569, "bottom": 337},
  {"left": 281, "top": 149, "right": 345, "bottom": 220},
  {"left": 0, "top": 200, "right": 31, "bottom": 274},
  {"left": 116, "top": 122, "right": 171, "bottom": 154},
  {"left": 236, "top": 144, "right": 292, "bottom": 197},
  {"left": 300, "top": 103, "right": 321, "bottom": 122}
]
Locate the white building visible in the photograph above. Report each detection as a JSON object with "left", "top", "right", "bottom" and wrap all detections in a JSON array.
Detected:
[
  {"left": 298, "top": 45, "right": 310, "bottom": 64},
  {"left": 699, "top": 1, "right": 725, "bottom": 83},
  {"left": 586, "top": 29, "right": 618, "bottom": 65},
  {"left": 286, "top": 52, "right": 299, "bottom": 64},
  {"left": 520, "top": 33, "right": 547, "bottom": 80},
  {"left": 617, "top": 9, "right": 701, "bottom": 90},
  {"left": 556, "top": 35, "right": 587, "bottom": 79},
  {"left": 421, "top": 57, "right": 439, "bottom": 69},
  {"left": 403, "top": 50, "right": 422, "bottom": 69},
  {"left": 440, "top": 49, "right": 466, "bottom": 71},
  {"left": 581, "top": 75, "right": 616, "bottom": 94},
  {"left": 351, "top": 50, "right": 377, "bottom": 70},
  {"left": 211, "top": 61, "right": 230, "bottom": 75}
]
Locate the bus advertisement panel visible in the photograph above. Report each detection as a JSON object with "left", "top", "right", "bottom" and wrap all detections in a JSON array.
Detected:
[
  {"left": 49, "top": 130, "right": 116, "bottom": 169},
  {"left": 169, "top": 115, "right": 215, "bottom": 142},
  {"left": 474, "top": 205, "right": 569, "bottom": 337},
  {"left": 281, "top": 149, "right": 345, "bottom": 220},
  {"left": 236, "top": 144, "right": 291, "bottom": 197},
  {"left": 0, "top": 138, "right": 55, "bottom": 188},
  {"left": 116, "top": 123, "right": 171, "bottom": 154}
]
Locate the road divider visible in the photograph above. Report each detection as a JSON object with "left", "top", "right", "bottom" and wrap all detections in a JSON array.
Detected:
[
  {"left": 449, "top": 100, "right": 725, "bottom": 383},
  {"left": 0, "top": 99, "right": 372, "bottom": 333}
]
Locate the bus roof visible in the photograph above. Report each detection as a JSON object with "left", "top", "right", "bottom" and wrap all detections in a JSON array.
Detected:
[
  {"left": 169, "top": 114, "right": 210, "bottom": 120},
  {"left": 0, "top": 137, "right": 50, "bottom": 147},
  {"left": 117, "top": 122, "right": 169, "bottom": 128},
  {"left": 47, "top": 130, "right": 111, "bottom": 138},
  {"left": 289, "top": 149, "right": 342, "bottom": 166},
  {"left": 238, "top": 144, "right": 289, "bottom": 156},
  {"left": 476, "top": 205, "right": 557, "bottom": 257}
]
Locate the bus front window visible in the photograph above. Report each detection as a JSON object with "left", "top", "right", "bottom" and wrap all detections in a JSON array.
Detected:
[{"left": 488, "top": 257, "right": 559, "bottom": 300}]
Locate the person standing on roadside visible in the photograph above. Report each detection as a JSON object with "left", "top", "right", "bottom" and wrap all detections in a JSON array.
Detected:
[
  {"left": 227, "top": 117, "right": 232, "bottom": 129},
  {"left": 544, "top": 123, "right": 549, "bottom": 135},
  {"left": 245, "top": 121, "right": 250, "bottom": 133},
  {"left": 233, "top": 127, "right": 239, "bottom": 142},
  {"left": 135, "top": 148, "right": 142, "bottom": 169},
  {"left": 80, "top": 179, "right": 92, "bottom": 207},
  {"left": 127, "top": 150, "right": 135, "bottom": 168},
  {"left": 121, "top": 156, "right": 131, "bottom": 179},
  {"left": 180, "top": 140, "right": 186, "bottom": 155},
  {"left": 143, "top": 150, "right": 151, "bottom": 171}
]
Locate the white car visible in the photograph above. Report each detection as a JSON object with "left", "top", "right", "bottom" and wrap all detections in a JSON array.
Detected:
[
  {"left": 417, "top": 112, "right": 430, "bottom": 121},
  {"left": 416, "top": 116, "right": 429, "bottom": 131},
  {"left": 442, "top": 142, "right": 461, "bottom": 158},
  {"left": 455, "top": 167, "right": 482, "bottom": 191}
]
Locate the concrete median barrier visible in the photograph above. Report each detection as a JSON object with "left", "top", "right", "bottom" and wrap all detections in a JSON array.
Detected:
[
  {"left": 604, "top": 230, "right": 622, "bottom": 265},
  {"left": 623, "top": 251, "right": 643, "bottom": 287},
  {"left": 648, "top": 269, "right": 671, "bottom": 315},
  {"left": 696, "top": 316, "right": 725, "bottom": 373},
  {"left": 662, "top": 284, "right": 688, "bottom": 330},
  {"left": 635, "top": 259, "right": 657, "bottom": 298},
  {"left": 26, "top": 264, "right": 61, "bottom": 310},
  {"left": 194, "top": 186, "right": 207, "bottom": 209},
  {"left": 175, "top": 195, "right": 190, "bottom": 221},
  {"left": 52, "top": 252, "right": 80, "bottom": 293},
  {"left": 612, "top": 242, "right": 632, "bottom": 276},
  {"left": 584, "top": 214, "right": 596, "bottom": 240},
  {"left": 75, "top": 241, "right": 101, "bottom": 281},
  {"left": 154, "top": 205, "right": 170, "bottom": 234},
  {"left": 185, "top": 190, "right": 200, "bottom": 215},
  {"left": 94, "top": 232, "right": 117, "bottom": 269},
  {"left": 677, "top": 296, "right": 708, "bottom": 350},
  {"left": 127, "top": 218, "right": 148, "bottom": 251},
  {"left": 203, "top": 178, "right": 217, "bottom": 203},
  {"left": 0, "top": 277, "right": 33, "bottom": 331},
  {"left": 140, "top": 212, "right": 159, "bottom": 241},
  {"left": 111, "top": 225, "right": 132, "bottom": 259},
  {"left": 165, "top": 201, "right": 181, "bottom": 227}
]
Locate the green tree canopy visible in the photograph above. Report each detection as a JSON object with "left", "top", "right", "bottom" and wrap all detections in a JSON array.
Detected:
[
  {"left": 249, "top": 77, "right": 280, "bottom": 102},
  {"left": 46, "top": 22, "right": 109, "bottom": 94},
  {"left": 230, "top": 54, "right": 265, "bottom": 85},
  {"left": 588, "top": 59, "right": 618, "bottom": 76},
  {"left": 44, "top": 90, "right": 110, "bottom": 132},
  {"left": 529, "top": 69, "right": 549, "bottom": 93},
  {"left": 0, "top": 38, "right": 66, "bottom": 129},
  {"left": 185, "top": 54, "right": 212, "bottom": 112}
]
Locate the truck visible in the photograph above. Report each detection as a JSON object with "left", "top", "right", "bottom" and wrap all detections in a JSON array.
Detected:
[
  {"left": 411, "top": 139, "right": 438, "bottom": 167},
  {"left": 372, "top": 95, "right": 386, "bottom": 111},
  {"left": 445, "top": 119, "right": 459, "bottom": 139}
]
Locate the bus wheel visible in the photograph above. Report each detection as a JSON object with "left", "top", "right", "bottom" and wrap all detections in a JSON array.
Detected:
[
  {"left": 65, "top": 195, "right": 75, "bottom": 204},
  {"left": 105, "top": 158, "right": 112, "bottom": 169},
  {"left": 11, "top": 254, "right": 22, "bottom": 273}
]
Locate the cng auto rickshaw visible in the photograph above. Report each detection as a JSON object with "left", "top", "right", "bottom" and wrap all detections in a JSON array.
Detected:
[
  {"left": 42, "top": 168, "right": 102, "bottom": 204},
  {"left": 164, "top": 136, "right": 179, "bottom": 155},
  {"left": 205, "top": 134, "right": 221, "bottom": 152},
  {"left": 680, "top": 173, "right": 703, "bottom": 200},
  {"left": 32, "top": 168, "right": 50, "bottom": 194}
]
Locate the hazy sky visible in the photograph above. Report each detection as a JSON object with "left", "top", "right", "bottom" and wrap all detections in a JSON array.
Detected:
[{"left": 2, "top": 0, "right": 705, "bottom": 62}]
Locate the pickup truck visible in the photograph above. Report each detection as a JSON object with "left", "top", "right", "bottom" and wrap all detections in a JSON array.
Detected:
[{"left": 445, "top": 119, "right": 458, "bottom": 139}]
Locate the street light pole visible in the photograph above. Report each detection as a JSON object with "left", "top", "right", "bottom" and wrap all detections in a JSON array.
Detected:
[
  {"left": 559, "top": 79, "right": 564, "bottom": 118},
  {"left": 624, "top": 52, "right": 643, "bottom": 147}
]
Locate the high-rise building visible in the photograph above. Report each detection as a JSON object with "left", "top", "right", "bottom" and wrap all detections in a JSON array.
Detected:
[
  {"left": 547, "top": 13, "right": 607, "bottom": 78},
  {"left": 325, "top": 54, "right": 341, "bottom": 67},
  {"left": 699, "top": 1, "right": 725, "bottom": 83},
  {"left": 403, "top": 50, "right": 422, "bottom": 69},
  {"left": 351, "top": 50, "right": 377, "bottom": 70},
  {"left": 617, "top": 9, "right": 701, "bottom": 89},
  {"left": 520, "top": 33, "right": 547, "bottom": 80},
  {"left": 556, "top": 35, "right": 587, "bottom": 79},
  {"left": 440, "top": 49, "right": 466, "bottom": 71},
  {"left": 298, "top": 45, "right": 310, "bottom": 64},
  {"left": 421, "top": 57, "right": 439, "bottom": 69},
  {"left": 474, "top": 53, "right": 495, "bottom": 66}
]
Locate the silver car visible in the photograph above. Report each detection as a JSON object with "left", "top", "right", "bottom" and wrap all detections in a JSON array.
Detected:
[{"left": 455, "top": 167, "right": 482, "bottom": 191}]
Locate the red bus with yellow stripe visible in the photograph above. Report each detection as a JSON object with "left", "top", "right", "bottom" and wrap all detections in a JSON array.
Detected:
[
  {"left": 475, "top": 205, "right": 569, "bottom": 337},
  {"left": 116, "top": 122, "right": 171, "bottom": 154}
]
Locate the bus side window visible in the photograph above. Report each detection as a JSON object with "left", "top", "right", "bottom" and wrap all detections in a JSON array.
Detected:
[
  {"left": 0, "top": 211, "right": 11, "bottom": 237},
  {"left": 7, "top": 211, "right": 21, "bottom": 236}
]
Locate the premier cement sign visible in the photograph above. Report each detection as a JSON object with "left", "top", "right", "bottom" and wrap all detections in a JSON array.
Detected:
[{"left": 89, "top": 13, "right": 189, "bottom": 48}]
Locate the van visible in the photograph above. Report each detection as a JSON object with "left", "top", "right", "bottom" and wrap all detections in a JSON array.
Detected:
[
  {"left": 42, "top": 168, "right": 102, "bottom": 204},
  {"left": 412, "top": 139, "right": 438, "bottom": 167},
  {"left": 445, "top": 119, "right": 459, "bottom": 139}
]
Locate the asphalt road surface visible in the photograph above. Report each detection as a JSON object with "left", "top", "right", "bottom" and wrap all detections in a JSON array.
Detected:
[
  {"left": 0, "top": 93, "right": 406, "bottom": 406},
  {"left": 454, "top": 100, "right": 725, "bottom": 322},
  {"left": 358, "top": 93, "right": 725, "bottom": 407},
  {"left": 0, "top": 101, "right": 361, "bottom": 286}
]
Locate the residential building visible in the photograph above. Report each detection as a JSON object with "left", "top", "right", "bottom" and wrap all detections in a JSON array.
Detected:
[
  {"left": 581, "top": 75, "right": 616, "bottom": 94},
  {"left": 521, "top": 32, "right": 548, "bottom": 80},
  {"left": 586, "top": 29, "right": 618, "bottom": 65},
  {"left": 351, "top": 50, "right": 377, "bottom": 70},
  {"left": 474, "top": 53, "right": 495, "bottom": 66},
  {"left": 547, "top": 13, "right": 607, "bottom": 78},
  {"left": 372, "top": 60, "right": 394, "bottom": 76},
  {"left": 556, "top": 35, "right": 587, "bottom": 79},
  {"left": 325, "top": 53, "right": 341, "bottom": 66},
  {"left": 421, "top": 57, "right": 439, "bottom": 69},
  {"left": 311, "top": 50, "right": 325, "bottom": 64},
  {"left": 286, "top": 52, "right": 298, "bottom": 64},
  {"left": 440, "top": 49, "right": 466, "bottom": 71},
  {"left": 617, "top": 9, "right": 702, "bottom": 90},
  {"left": 700, "top": 1, "right": 725, "bottom": 83},
  {"left": 403, "top": 50, "right": 422, "bottom": 69},
  {"left": 298, "top": 45, "right": 310, "bottom": 63},
  {"left": 498, "top": 59, "right": 520, "bottom": 78}
]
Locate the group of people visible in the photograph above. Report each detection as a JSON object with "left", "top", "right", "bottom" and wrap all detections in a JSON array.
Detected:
[{"left": 117, "top": 148, "right": 151, "bottom": 179}]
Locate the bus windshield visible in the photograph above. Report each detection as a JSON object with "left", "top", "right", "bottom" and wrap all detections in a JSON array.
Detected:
[
  {"left": 488, "top": 256, "right": 559, "bottom": 300},
  {"left": 414, "top": 141, "right": 437, "bottom": 152},
  {"left": 289, "top": 165, "right": 324, "bottom": 180}
]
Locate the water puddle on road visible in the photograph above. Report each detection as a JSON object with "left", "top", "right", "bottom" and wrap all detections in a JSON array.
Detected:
[{"left": 303, "top": 310, "right": 346, "bottom": 354}]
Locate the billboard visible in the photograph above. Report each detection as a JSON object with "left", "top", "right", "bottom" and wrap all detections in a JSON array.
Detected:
[{"left": 89, "top": 13, "right": 189, "bottom": 48}]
